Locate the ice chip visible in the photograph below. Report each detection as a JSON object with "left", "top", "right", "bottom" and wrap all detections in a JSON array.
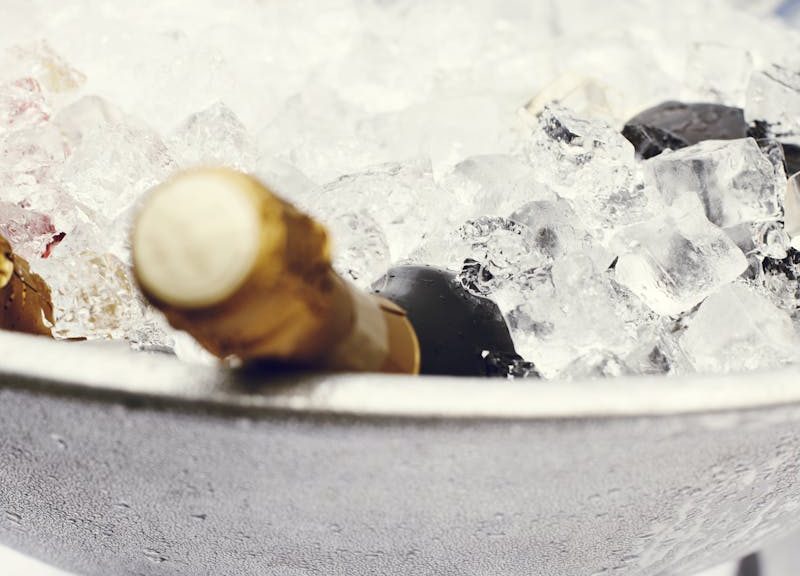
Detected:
[
  {"left": 643, "top": 138, "right": 783, "bottom": 229},
  {"left": 169, "top": 102, "right": 256, "bottom": 170},
  {"left": 680, "top": 283, "right": 800, "bottom": 373},
  {"left": 746, "top": 64, "right": 800, "bottom": 145},
  {"left": 612, "top": 206, "right": 748, "bottom": 316}
]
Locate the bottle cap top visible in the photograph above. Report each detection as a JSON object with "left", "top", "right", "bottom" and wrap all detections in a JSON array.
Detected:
[{"left": 133, "top": 168, "right": 264, "bottom": 308}]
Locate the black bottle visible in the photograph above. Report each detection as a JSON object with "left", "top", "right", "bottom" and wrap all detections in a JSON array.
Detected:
[
  {"left": 373, "top": 265, "right": 537, "bottom": 377},
  {"left": 622, "top": 101, "right": 747, "bottom": 159},
  {"left": 623, "top": 100, "right": 800, "bottom": 175}
]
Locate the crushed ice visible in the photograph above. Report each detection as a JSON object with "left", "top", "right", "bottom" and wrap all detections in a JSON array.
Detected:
[{"left": 2, "top": 0, "right": 800, "bottom": 378}]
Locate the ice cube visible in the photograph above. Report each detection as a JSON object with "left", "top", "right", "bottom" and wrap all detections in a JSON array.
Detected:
[
  {"left": 643, "top": 138, "right": 783, "bottom": 229},
  {"left": 257, "top": 87, "right": 383, "bottom": 183},
  {"left": 411, "top": 216, "right": 547, "bottom": 296},
  {"left": 752, "top": 220, "right": 791, "bottom": 260},
  {"left": 365, "top": 96, "right": 523, "bottom": 177},
  {"left": 623, "top": 319, "right": 693, "bottom": 376},
  {"left": 558, "top": 351, "right": 632, "bottom": 379},
  {"left": 612, "top": 204, "right": 748, "bottom": 316},
  {"left": 510, "top": 199, "right": 592, "bottom": 261},
  {"left": 169, "top": 102, "right": 256, "bottom": 170},
  {"left": 684, "top": 43, "right": 753, "bottom": 106},
  {"left": 59, "top": 120, "right": 176, "bottom": 222},
  {"left": 0, "top": 123, "right": 67, "bottom": 182},
  {"left": 680, "top": 282, "right": 800, "bottom": 373},
  {"left": 317, "top": 159, "right": 443, "bottom": 261},
  {"left": 328, "top": 211, "right": 391, "bottom": 290},
  {"left": 255, "top": 156, "right": 321, "bottom": 211},
  {"left": 0, "top": 202, "right": 60, "bottom": 261},
  {"left": 0, "top": 78, "right": 49, "bottom": 133},
  {"left": 746, "top": 64, "right": 800, "bottom": 145},
  {"left": 525, "top": 104, "right": 657, "bottom": 235},
  {"left": 53, "top": 95, "right": 124, "bottom": 149},
  {"left": 759, "top": 248, "right": 800, "bottom": 313},
  {"left": 497, "top": 254, "right": 651, "bottom": 378},
  {"left": 439, "top": 154, "right": 557, "bottom": 221},
  {"left": 35, "top": 248, "right": 147, "bottom": 341}
]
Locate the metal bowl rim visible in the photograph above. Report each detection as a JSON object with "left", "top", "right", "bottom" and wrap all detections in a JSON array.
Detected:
[{"left": 1, "top": 331, "right": 798, "bottom": 421}]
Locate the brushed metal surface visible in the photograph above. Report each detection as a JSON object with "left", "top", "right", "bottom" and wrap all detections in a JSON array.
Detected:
[{"left": 1, "top": 331, "right": 800, "bottom": 576}]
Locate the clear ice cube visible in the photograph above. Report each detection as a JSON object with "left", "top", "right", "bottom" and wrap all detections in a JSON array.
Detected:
[
  {"left": 439, "top": 154, "right": 557, "bottom": 221},
  {"left": 35, "top": 247, "right": 148, "bottom": 341},
  {"left": 525, "top": 104, "right": 658, "bottom": 235},
  {"left": 0, "top": 202, "right": 60, "bottom": 261},
  {"left": 411, "top": 216, "right": 548, "bottom": 296},
  {"left": 365, "top": 96, "right": 523, "bottom": 177},
  {"left": 53, "top": 95, "right": 124, "bottom": 149},
  {"left": 497, "top": 254, "right": 651, "bottom": 378},
  {"left": 752, "top": 220, "right": 791, "bottom": 260},
  {"left": 558, "top": 350, "right": 632, "bottom": 379},
  {"left": 0, "top": 78, "right": 49, "bottom": 133},
  {"left": 0, "top": 123, "right": 67, "bottom": 181},
  {"left": 510, "top": 199, "right": 592, "bottom": 261},
  {"left": 746, "top": 64, "right": 800, "bottom": 145},
  {"left": 328, "top": 210, "right": 391, "bottom": 290},
  {"left": 169, "top": 102, "right": 256, "bottom": 171},
  {"left": 59, "top": 120, "right": 176, "bottom": 222},
  {"left": 612, "top": 202, "right": 748, "bottom": 316},
  {"left": 643, "top": 138, "right": 783, "bottom": 229},
  {"left": 680, "top": 282, "right": 800, "bottom": 373},
  {"left": 317, "top": 158, "right": 443, "bottom": 262},
  {"left": 257, "top": 87, "right": 383, "bottom": 183}
]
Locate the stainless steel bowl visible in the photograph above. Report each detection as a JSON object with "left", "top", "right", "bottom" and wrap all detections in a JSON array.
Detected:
[{"left": 2, "top": 330, "right": 800, "bottom": 576}]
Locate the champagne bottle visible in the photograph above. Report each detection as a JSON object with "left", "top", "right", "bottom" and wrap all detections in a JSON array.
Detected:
[
  {"left": 133, "top": 168, "right": 529, "bottom": 377},
  {"left": 372, "top": 265, "right": 529, "bottom": 377},
  {"left": 623, "top": 101, "right": 800, "bottom": 175},
  {"left": 622, "top": 101, "right": 747, "bottom": 159},
  {"left": 0, "top": 233, "right": 54, "bottom": 336},
  {"left": 133, "top": 168, "right": 420, "bottom": 374}
]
